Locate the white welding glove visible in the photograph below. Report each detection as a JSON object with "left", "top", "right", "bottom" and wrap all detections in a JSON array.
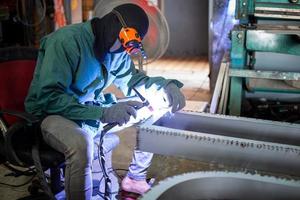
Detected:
[
  {"left": 101, "top": 101, "right": 144, "bottom": 126},
  {"left": 163, "top": 83, "right": 186, "bottom": 113}
]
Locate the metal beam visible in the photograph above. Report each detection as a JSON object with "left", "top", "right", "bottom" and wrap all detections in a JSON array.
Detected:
[
  {"left": 138, "top": 111, "right": 300, "bottom": 176},
  {"left": 229, "top": 69, "right": 300, "bottom": 81}
]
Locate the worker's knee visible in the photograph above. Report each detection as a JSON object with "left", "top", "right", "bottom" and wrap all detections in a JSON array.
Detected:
[
  {"left": 41, "top": 115, "right": 80, "bottom": 137},
  {"left": 69, "top": 131, "right": 94, "bottom": 166},
  {"left": 41, "top": 115, "right": 94, "bottom": 166}
]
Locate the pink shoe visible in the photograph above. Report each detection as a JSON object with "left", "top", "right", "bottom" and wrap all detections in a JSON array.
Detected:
[{"left": 121, "top": 176, "right": 151, "bottom": 195}]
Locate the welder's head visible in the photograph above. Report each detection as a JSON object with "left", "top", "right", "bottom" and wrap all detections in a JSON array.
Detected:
[
  {"left": 92, "top": 4, "right": 149, "bottom": 62},
  {"left": 110, "top": 4, "right": 149, "bottom": 54}
]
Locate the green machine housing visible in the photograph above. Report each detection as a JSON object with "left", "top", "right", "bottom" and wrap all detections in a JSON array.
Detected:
[{"left": 228, "top": 0, "right": 300, "bottom": 121}]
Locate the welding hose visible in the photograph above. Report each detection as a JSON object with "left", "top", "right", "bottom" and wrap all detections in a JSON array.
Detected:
[
  {"left": 98, "top": 129, "right": 112, "bottom": 200},
  {"left": 98, "top": 101, "right": 148, "bottom": 199}
]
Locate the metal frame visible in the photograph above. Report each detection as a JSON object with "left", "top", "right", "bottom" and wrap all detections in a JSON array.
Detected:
[
  {"left": 236, "top": 0, "right": 300, "bottom": 23},
  {"left": 229, "top": 28, "right": 247, "bottom": 115},
  {"left": 228, "top": 1, "right": 300, "bottom": 115}
]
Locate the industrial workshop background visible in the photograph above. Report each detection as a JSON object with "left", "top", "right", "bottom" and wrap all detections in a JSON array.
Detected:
[{"left": 0, "top": 0, "right": 210, "bottom": 56}]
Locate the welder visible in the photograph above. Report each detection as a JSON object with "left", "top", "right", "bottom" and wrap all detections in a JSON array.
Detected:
[{"left": 25, "top": 3, "right": 185, "bottom": 200}]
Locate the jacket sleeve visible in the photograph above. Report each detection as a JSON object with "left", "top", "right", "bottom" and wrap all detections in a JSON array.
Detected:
[
  {"left": 35, "top": 37, "right": 103, "bottom": 120},
  {"left": 113, "top": 54, "right": 183, "bottom": 97}
]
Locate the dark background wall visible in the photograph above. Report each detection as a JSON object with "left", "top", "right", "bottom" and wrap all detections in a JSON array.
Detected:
[{"left": 163, "top": 0, "right": 209, "bottom": 57}]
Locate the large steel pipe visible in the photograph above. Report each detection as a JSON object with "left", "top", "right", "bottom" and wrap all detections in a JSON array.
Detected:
[{"left": 141, "top": 172, "right": 300, "bottom": 200}]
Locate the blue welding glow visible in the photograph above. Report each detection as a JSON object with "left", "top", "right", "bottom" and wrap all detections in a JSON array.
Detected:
[
  {"left": 146, "top": 86, "right": 170, "bottom": 111},
  {"left": 134, "top": 83, "right": 170, "bottom": 111},
  {"left": 228, "top": 0, "right": 239, "bottom": 24},
  {"left": 211, "top": 0, "right": 238, "bottom": 72},
  {"left": 227, "top": 0, "right": 236, "bottom": 16}
]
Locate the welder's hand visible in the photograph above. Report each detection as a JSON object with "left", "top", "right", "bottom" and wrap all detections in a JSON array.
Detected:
[
  {"left": 101, "top": 101, "right": 144, "bottom": 126},
  {"left": 163, "top": 83, "right": 186, "bottom": 113}
]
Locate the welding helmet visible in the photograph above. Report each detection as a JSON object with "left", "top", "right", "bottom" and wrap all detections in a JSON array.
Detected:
[{"left": 94, "top": 0, "right": 170, "bottom": 64}]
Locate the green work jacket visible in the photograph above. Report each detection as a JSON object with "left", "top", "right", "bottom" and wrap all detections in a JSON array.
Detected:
[{"left": 25, "top": 21, "right": 182, "bottom": 121}]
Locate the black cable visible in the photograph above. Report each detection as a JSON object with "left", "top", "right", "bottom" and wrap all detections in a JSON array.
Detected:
[
  {"left": 92, "top": 167, "right": 128, "bottom": 175},
  {"left": 93, "top": 160, "right": 120, "bottom": 197},
  {"left": 97, "top": 130, "right": 112, "bottom": 200},
  {"left": 112, "top": 168, "right": 128, "bottom": 181},
  {"left": 113, "top": 168, "right": 129, "bottom": 172},
  {"left": 94, "top": 121, "right": 139, "bottom": 199},
  {"left": 92, "top": 167, "right": 125, "bottom": 197},
  {"left": 112, "top": 170, "right": 124, "bottom": 181},
  {"left": 94, "top": 140, "right": 129, "bottom": 198},
  {"left": 92, "top": 166, "right": 141, "bottom": 198},
  {"left": 3, "top": 163, "right": 36, "bottom": 177},
  {"left": 0, "top": 174, "right": 35, "bottom": 188},
  {"left": 92, "top": 166, "right": 114, "bottom": 174}
]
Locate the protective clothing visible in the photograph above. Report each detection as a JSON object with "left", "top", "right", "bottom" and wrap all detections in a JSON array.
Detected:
[
  {"left": 24, "top": 4, "right": 183, "bottom": 200},
  {"left": 25, "top": 20, "right": 182, "bottom": 123},
  {"left": 91, "top": 3, "right": 149, "bottom": 62},
  {"left": 101, "top": 101, "right": 144, "bottom": 125},
  {"left": 164, "top": 83, "right": 186, "bottom": 113}
]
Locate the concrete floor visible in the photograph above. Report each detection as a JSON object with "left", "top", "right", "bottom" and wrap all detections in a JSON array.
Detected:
[{"left": 0, "top": 57, "right": 211, "bottom": 199}]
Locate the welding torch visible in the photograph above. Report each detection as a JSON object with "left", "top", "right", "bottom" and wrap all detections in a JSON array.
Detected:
[
  {"left": 102, "top": 87, "right": 153, "bottom": 133},
  {"left": 132, "top": 87, "right": 154, "bottom": 112}
]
